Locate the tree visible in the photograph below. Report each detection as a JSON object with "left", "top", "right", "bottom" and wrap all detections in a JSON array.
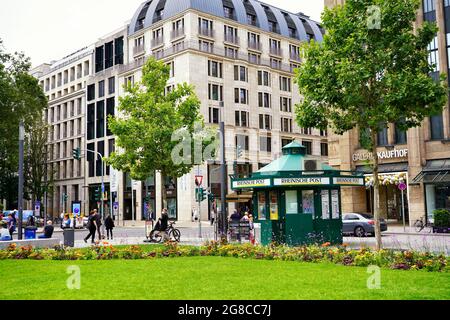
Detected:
[
  {"left": 107, "top": 57, "right": 216, "bottom": 208},
  {"left": 295, "top": 0, "right": 447, "bottom": 250},
  {"left": 0, "top": 38, "right": 47, "bottom": 208}
]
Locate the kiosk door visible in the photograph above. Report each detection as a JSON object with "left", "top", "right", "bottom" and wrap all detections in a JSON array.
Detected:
[{"left": 285, "top": 190, "right": 314, "bottom": 246}]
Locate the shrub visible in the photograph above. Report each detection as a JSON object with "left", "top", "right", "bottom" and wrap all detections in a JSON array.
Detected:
[{"left": 433, "top": 209, "right": 450, "bottom": 228}]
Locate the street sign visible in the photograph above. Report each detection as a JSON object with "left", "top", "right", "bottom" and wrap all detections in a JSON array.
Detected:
[
  {"left": 398, "top": 183, "right": 407, "bottom": 191},
  {"left": 195, "top": 175, "right": 203, "bottom": 187},
  {"left": 72, "top": 202, "right": 81, "bottom": 217},
  {"left": 113, "top": 202, "right": 119, "bottom": 217},
  {"left": 111, "top": 169, "right": 118, "bottom": 193}
]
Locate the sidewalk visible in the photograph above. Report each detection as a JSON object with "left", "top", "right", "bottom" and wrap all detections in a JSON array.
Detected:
[{"left": 383, "top": 225, "right": 450, "bottom": 237}]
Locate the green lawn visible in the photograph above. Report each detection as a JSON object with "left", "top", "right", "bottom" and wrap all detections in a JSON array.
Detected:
[{"left": 2, "top": 257, "right": 449, "bottom": 300}]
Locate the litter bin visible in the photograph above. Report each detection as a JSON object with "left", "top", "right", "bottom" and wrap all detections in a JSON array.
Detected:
[
  {"left": 63, "top": 228, "right": 75, "bottom": 247},
  {"left": 25, "top": 226, "right": 37, "bottom": 240}
]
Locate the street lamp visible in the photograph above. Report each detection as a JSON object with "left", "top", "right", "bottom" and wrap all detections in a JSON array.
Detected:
[{"left": 18, "top": 120, "right": 25, "bottom": 240}]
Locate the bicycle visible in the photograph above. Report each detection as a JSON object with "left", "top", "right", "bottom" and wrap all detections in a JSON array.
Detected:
[
  {"left": 149, "top": 221, "right": 181, "bottom": 243},
  {"left": 414, "top": 216, "right": 433, "bottom": 233}
]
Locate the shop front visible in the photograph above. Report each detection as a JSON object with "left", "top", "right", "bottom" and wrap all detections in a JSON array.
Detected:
[
  {"left": 231, "top": 142, "right": 365, "bottom": 246},
  {"left": 412, "top": 159, "right": 450, "bottom": 221}
]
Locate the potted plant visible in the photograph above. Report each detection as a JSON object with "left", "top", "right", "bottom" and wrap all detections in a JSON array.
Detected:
[{"left": 432, "top": 209, "right": 450, "bottom": 234}]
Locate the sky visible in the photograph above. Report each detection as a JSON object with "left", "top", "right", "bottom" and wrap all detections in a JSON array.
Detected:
[{"left": 0, "top": 0, "right": 324, "bottom": 68}]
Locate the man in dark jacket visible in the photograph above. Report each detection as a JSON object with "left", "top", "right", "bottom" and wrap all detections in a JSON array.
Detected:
[{"left": 39, "top": 221, "right": 54, "bottom": 239}]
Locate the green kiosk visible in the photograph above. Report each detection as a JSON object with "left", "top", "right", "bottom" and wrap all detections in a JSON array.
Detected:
[{"left": 231, "top": 142, "right": 365, "bottom": 246}]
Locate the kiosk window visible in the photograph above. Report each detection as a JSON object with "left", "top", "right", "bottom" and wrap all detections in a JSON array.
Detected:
[
  {"left": 302, "top": 191, "right": 314, "bottom": 215},
  {"left": 286, "top": 190, "right": 298, "bottom": 214},
  {"left": 258, "top": 192, "right": 267, "bottom": 220},
  {"left": 331, "top": 190, "right": 340, "bottom": 219},
  {"left": 270, "top": 191, "right": 279, "bottom": 220},
  {"left": 321, "top": 190, "right": 330, "bottom": 220}
]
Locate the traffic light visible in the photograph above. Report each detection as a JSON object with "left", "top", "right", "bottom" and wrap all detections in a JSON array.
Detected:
[
  {"left": 72, "top": 148, "right": 81, "bottom": 160},
  {"left": 195, "top": 188, "right": 207, "bottom": 202},
  {"left": 208, "top": 193, "right": 215, "bottom": 203},
  {"left": 94, "top": 187, "right": 101, "bottom": 201}
]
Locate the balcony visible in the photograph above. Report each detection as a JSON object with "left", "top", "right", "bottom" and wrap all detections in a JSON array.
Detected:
[
  {"left": 151, "top": 37, "right": 164, "bottom": 48},
  {"left": 171, "top": 28, "right": 185, "bottom": 40},
  {"left": 133, "top": 44, "right": 145, "bottom": 56},
  {"left": 270, "top": 47, "right": 283, "bottom": 57},
  {"left": 248, "top": 41, "right": 262, "bottom": 51},
  {"left": 224, "top": 34, "right": 239, "bottom": 45},
  {"left": 198, "top": 27, "right": 215, "bottom": 39}
]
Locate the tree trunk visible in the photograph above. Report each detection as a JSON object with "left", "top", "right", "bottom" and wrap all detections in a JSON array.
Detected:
[{"left": 370, "top": 130, "right": 383, "bottom": 251}]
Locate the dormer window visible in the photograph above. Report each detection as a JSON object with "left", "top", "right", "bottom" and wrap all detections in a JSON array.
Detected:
[
  {"left": 269, "top": 21, "right": 278, "bottom": 33},
  {"left": 247, "top": 14, "right": 257, "bottom": 26},
  {"left": 224, "top": 6, "right": 234, "bottom": 19}
]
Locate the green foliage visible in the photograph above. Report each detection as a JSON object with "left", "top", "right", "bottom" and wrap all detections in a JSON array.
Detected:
[
  {"left": 0, "top": 38, "right": 47, "bottom": 206},
  {"left": 295, "top": 0, "right": 447, "bottom": 144},
  {"left": 433, "top": 209, "right": 450, "bottom": 228},
  {"left": 107, "top": 57, "right": 216, "bottom": 184}
]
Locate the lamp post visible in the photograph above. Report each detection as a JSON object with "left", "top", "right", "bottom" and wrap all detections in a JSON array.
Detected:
[
  {"left": 18, "top": 120, "right": 25, "bottom": 240},
  {"left": 219, "top": 121, "right": 227, "bottom": 238}
]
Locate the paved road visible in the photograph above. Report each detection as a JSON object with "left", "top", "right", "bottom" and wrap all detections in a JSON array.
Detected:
[{"left": 43, "top": 226, "right": 450, "bottom": 254}]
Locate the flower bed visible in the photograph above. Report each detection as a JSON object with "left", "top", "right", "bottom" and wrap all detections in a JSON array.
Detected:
[{"left": 0, "top": 242, "right": 448, "bottom": 273}]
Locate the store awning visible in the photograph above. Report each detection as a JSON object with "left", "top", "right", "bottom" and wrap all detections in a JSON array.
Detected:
[
  {"left": 412, "top": 170, "right": 450, "bottom": 184},
  {"left": 226, "top": 192, "right": 253, "bottom": 203},
  {"left": 411, "top": 159, "right": 450, "bottom": 185},
  {"left": 356, "top": 163, "right": 409, "bottom": 174}
]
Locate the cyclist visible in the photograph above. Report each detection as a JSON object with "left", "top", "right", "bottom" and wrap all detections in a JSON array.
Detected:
[{"left": 158, "top": 209, "right": 170, "bottom": 242}]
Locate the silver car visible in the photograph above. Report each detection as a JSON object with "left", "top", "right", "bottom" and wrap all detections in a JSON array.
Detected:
[{"left": 343, "top": 213, "right": 388, "bottom": 237}]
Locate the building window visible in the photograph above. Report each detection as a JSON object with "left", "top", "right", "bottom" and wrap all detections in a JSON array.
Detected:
[
  {"left": 166, "top": 61, "right": 175, "bottom": 78},
  {"left": 108, "top": 77, "right": 115, "bottom": 95},
  {"left": 280, "top": 76, "right": 292, "bottom": 92},
  {"left": 282, "top": 138, "right": 293, "bottom": 147},
  {"left": 114, "top": 37, "right": 124, "bottom": 65},
  {"left": 258, "top": 71, "right": 271, "bottom": 86},
  {"left": 280, "top": 97, "right": 292, "bottom": 112},
  {"left": 430, "top": 113, "right": 444, "bottom": 140},
  {"left": 96, "top": 101, "right": 105, "bottom": 139},
  {"left": 270, "top": 58, "right": 282, "bottom": 70},
  {"left": 198, "top": 18, "right": 214, "bottom": 37},
  {"left": 234, "top": 66, "right": 248, "bottom": 82},
  {"left": 377, "top": 127, "right": 389, "bottom": 146},
  {"left": 224, "top": 25, "right": 238, "bottom": 43},
  {"left": 208, "top": 60, "right": 223, "bottom": 78},
  {"left": 394, "top": 124, "right": 407, "bottom": 145},
  {"left": 224, "top": 6, "right": 235, "bottom": 20},
  {"left": 223, "top": 46, "right": 237, "bottom": 59},
  {"left": 199, "top": 40, "right": 214, "bottom": 53},
  {"left": 87, "top": 104, "right": 95, "bottom": 140},
  {"left": 247, "top": 14, "right": 257, "bottom": 26},
  {"left": 281, "top": 118, "right": 293, "bottom": 133},
  {"left": 96, "top": 141, "right": 105, "bottom": 177},
  {"left": 87, "top": 142, "right": 95, "bottom": 177},
  {"left": 303, "top": 141, "right": 313, "bottom": 155},
  {"left": 248, "top": 52, "right": 261, "bottom": 64},
  {"left": 235, "top": 88, "right": 249, "bottom": 104},
  {"left": 105, "top": 41, "right": 114, "bottom": 69},
  {"left": 95, "top": 46, "right": 104, "bottom": 73},
  {"left": 125, "top": 75, "right": 134, "bottom": 87},
  {"left": 235, "top": 111, "right": 249, "bottom": 127},
  {"left": 209, "top": 107, "right": 220, "bottom": 124},
  {"left": 301, "top": 127, "right": 312, "bottom": 135},
  {"left": 98, "top": 81, "right": 105, "bottom": 98},
  {"left": 260, "top": 137, "right": 272, "bottom": 153},
  {"left": 209, "top": 84, "right": 223, "bottom": 101},
  {"left": 87, "top": 84, "right": 95, "bottom": 101},
  {"left": 258, "top": 92, "right": 271, "bottom": 108},
  {"left": 321, "top": 143, "right": 329, "bottom": 157},
  {"left": 259, "top": 114, "right": 272, "bottom": 130},
  {"left": 236, "top": 135, "right": 249, "bottom": 151},
  {"left": 106, "top": 98, "right": 115, "bottom": 136}
]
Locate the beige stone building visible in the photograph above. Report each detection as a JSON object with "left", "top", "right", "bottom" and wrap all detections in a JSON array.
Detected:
[{"left": 325, "top": 0, "right": 450, "bottom": 224}]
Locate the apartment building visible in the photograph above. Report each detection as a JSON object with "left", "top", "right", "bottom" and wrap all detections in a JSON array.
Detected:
[
  {"left": 324, "top": 0, "right": 450, "bottom": 223},
  {"left": 33, "top": 47, "right": 93, "bottom": 217},
  {"left": 34, "top": 0, "right": 327, "bottom": 222},
  {"left": 116, "top": 0, "right": 327, "bottom": 222}
]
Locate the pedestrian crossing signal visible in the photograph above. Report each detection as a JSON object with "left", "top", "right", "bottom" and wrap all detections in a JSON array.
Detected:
[{"left": 72, "top": 148, "right": 81, "bottom": 160}]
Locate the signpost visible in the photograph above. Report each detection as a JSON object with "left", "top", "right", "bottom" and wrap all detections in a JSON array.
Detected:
[
  {"left": 195, "top": 168, "right": 204, "bottom": 239},
  {"left": 398, "top": 183, "right": 407, "bottom": 232},
  {"left": 34, "top": 201, "right": 41, "bottom": 218}
]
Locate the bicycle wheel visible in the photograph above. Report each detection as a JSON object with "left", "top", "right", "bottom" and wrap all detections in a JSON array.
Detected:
[
  {"left": 414, "top": 220, "right": 423, "bottom": 233},
  {"left": 424, "top": 224, "right": 433, "bottom": 234},
  {"left": 150, "top": 230, "right": 162, "bottom": 243},
  {"left": 171, "top": 229, "right": 181, "bottom": 242}
]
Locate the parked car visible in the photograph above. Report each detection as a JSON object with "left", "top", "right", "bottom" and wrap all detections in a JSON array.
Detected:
[{"left": 343, "top": 213, "right": 388, "bottom": 237}]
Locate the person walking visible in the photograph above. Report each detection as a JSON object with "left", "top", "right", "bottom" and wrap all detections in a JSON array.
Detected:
[
  {"left": 7, "top": 213, "right": 16, "bottom": 240},
  {"left": 248, "top": 214, "right": 256, "bottom": 245},
  {"left": 84, "top": 211, "right": 98, "bottom": 244},
  {"left": 94, "top": 209, "right": 103, "bottom": 240},
  {"left": 104, "top": 214, "right": 115, "bottom": 240}
]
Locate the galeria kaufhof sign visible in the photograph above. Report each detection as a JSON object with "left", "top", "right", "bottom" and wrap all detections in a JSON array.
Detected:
[
  {"left": 352, "top": 149, "right": 408, "bottom": 162},
  {"left": 232, "top": 175, "right": 365, "bottom": 190}
]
